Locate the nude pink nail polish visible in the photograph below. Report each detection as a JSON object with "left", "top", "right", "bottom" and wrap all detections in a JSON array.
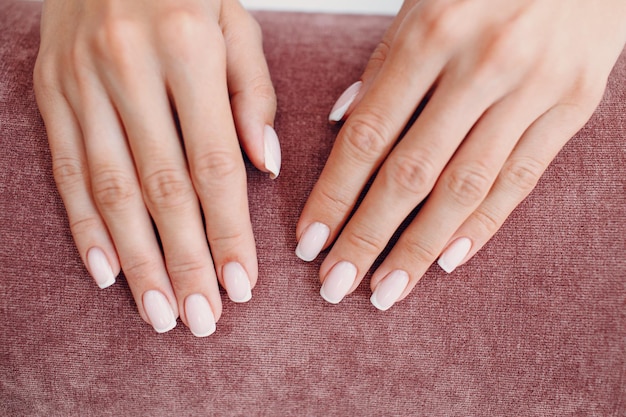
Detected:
[
  {"left": 295, "top": 222, "right": 330, "bottom": 262},
  {"left": 370, "top": 270, "right": 409, "bottom": 311},
  {"left": 328, "top": 81, "right": 362, "bottom": 122},
  {"left": 263, "top": 125, "right": 281, "bottom": 179},
  {"left": 185, "top": 294, "right": 216, "bottom": 338},
  {"left": 86, "top": 247, "right": 115, "bottom": 289},
  {"left": 320, "top": 261, "right": 357, "bottom": 304},
  {"left": 437, "top": 238, "right": 472, "bottom": 274},
  {"left": 143, "top": 290, "right": 177, "bottom": 333},
  {"left": 223, "top": 262, "right": 252, "bottom": 303}
]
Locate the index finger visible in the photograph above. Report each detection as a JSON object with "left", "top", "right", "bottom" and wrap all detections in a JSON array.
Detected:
[{"left": 295, "top": 16, "right": 449, "bottom": 262}]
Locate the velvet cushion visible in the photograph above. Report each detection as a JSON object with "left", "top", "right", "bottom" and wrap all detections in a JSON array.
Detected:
[{"left": 1, "top": 2, "right": 625, "bottom": 415}]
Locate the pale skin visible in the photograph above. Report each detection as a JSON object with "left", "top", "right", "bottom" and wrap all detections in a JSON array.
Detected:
[
  {"left": 34, "top": 0, "right": 279, "bottom": 337},
  {"left": 297, "top": 0, "right": 626, "bottom": 309},
  {"left": 34, "top": 0, "right": 626, "bottom": 335}
]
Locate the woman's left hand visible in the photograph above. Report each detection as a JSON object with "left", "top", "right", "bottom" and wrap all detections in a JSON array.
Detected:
[{"left": 296, "top": 0, "right": 626, "bottom": 310}]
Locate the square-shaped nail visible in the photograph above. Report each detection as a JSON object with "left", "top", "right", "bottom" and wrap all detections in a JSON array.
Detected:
[
  {"left": 86, "top": 247, "right": 115, "bottom": 289},
  {"left": 185, "top": 294, "right": 216, "bottom": 337},
  {"left": 320, "top": 261, "right": 357, "bottom": 304},
  {"left": 143, "top": 290, "right": 177, "bottom": 333},
  {"left": 437, "top": 237, "right": 472, "bottom": 274},
  {"left": 370, "top": 270, "right": 409, "bottom": 312},
  {"left": 223, "top": 262, "right": 252, "bottom": 303},
  {"left": 296, "top": 222, "right": 330, "bottom": 262}
]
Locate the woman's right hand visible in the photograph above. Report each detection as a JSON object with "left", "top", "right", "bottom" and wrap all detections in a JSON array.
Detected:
[{"left": 34, "top": 0, "right": 280, "bottom": 337}]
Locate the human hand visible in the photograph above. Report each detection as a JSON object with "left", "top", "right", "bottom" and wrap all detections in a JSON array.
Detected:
[
  {"left": 34, "top": 0, "right": 280, "bottom": 336},
  {"left": 296, "top": 0, "right": 626, "bottom": 310}
]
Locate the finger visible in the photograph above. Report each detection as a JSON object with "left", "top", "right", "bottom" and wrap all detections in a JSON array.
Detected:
[
  {"left": 96, "top": 22, "right": 229, "bottom": 336},
  {"left": 33, "top": 75, "right": 120, "bottom": 290},
  {"left": 68, "top": 65, "right": 181, "bottom": 333},
  {"left": 328, "top": 0, "right": 417, "bottom": 123},
  {"left": 222, "top": 2, "right": 280, "bottom": 179},
  {"left": 160, "top": 19, "right": 258, "bottom": 310},
  {"left": 316, "top": 66, "right": 509, "bottom": 304},
  {"left": 435, "top": 102, "right": 596, "bottom": 275},
  {"left": 369, "top": 85, "right": 556, "bottom": 311},
  {"left": 296, "top": 0, "right": 484, "bottom": 263},
  {"left": 297, "top": 25, "right": 445, "bottom": 262}
]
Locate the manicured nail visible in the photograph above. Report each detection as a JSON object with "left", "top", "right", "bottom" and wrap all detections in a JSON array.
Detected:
[
  {"left": 143, "top": 290, "right": 177, "bottom": 333},
  {"left": 295, "top": 222, "right": 330, "bottom": 262},
  {"left": 320, "top": 261, "right": 357, "bottom": 304},
  {"left": 223, "top": 262, "right": 252, "bottom": 303},
  {"left": 370, "top": 270, "right": 409, "bottom": 312},
  {"left": 437, "top": 237, "right": 472, "bottom": 274},
  {"left": 185, "top": 294, "right": 216, "bottom": 337},
  {"left": 329, "top": 81, "right": 362, "bottom": 122},
  {"left": 264, "top": 125, "right": 281, "bottom": 179},
  {"left": 86, "top": 247, "right": 115, "bottom": 289}
]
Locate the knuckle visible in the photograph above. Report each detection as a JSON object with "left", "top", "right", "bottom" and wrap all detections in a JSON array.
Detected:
[
  {"left": 157, "top": 8, "right": 216, "bottom": 62},
  {"left": 401, "top": 235, "right": 440, "bottom": 265},
  {"left": 122, "top": 256, "right": 160, "bottom": 285},
  {"left": 52, "top": 156, "right": 88, "bottom": 191},
  {"left": 208, "top": 230, "right": 247, "bottom": 254},
  {"left": 569, "top": 72, "right": 606, "bottom": 113},
  {"left": 166, "top": 255, "right": 210, "bottom": 278},
  {"left": 415, "top": 2, "right": 462, "bottom": 47},
  {"left": 241, "top": 14, "right": 263, "bottom": 41},
  {"left": 94, "top": 18, "right": 138, "bottom": 67},
  {"left": 344, "top": 226, "right": 386, "bottom": 257},
  {"left": 142, "top": 168, "right": 195, "bottom": 210},
  {"left": 444, "top": 163, "right": 492, "bottom": 207},
  {"left": 69, "top": 215, "right": 103, "bottom": 239},
  {"left": 384, "top": 153, "right": 436, "bottom": 197},
  {"left": 33, "top": 57, "right": 58, "bottom": 97},
  {"left": 367, "top": 39, "right": 392, "bottom": 69},
  {"left": 471, "top": 206, "right": 502, "bottom": 237},
  {"left": 341, "top": 113, "right": 392, "bottom": 165},
  {"left": 315, "top": 184, "right": 354, "bottom": 216},
  {"left": 248, "top": 74, "right": 276, "bottom": 103},
  {"left": 499, "top": 157, "right": 544, "bottom": 195},
  {"left": 222, "top": 9, "right": 262, "bottom": 44},
  {"left": 69, "top": 44, "right": 98, "bottom": 90},
  {"left": 477, "top": 27, "right": 529, "bottom": 77},
  {"left": 92, "top": 169, "right": 137, "bottom": 211},
  {"left": 192, "top": 151, "right": 242, "bottom": 195}
]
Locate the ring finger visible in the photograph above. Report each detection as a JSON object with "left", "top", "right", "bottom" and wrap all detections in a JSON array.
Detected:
[
  {"left": 69, "top": 74, "right": 180, "bottom": 334},
  {"left": 369, "top": 84, "right": 557, "bottom": 310}
]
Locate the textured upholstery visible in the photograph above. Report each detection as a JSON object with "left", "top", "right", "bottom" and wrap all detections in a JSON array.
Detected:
[{"left": 1, "top": 2, "right": 625, "bottom": 416}]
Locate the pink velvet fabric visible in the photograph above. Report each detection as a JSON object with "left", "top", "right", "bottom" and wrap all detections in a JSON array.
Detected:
[{"left": 1, "top": 2, "right": 625, "bottom": 415}]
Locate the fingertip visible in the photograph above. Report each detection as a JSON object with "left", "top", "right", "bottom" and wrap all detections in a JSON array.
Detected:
[
  {"left": 223, "top": 262, "right": 253, "bottom": 303},
  {"left": 185, "top": 294, "right": 217, "bottom": 338},
  {"left": 328, "top": 81, "right": 363, "bottom": 123},
  {"left": 437, "top": 237, "right": 472, "bottom": 274},
  {"left": 143, "top": 290, "right": 178, "bottom": 334},
  {"left": 263, "top": 125, "right": 281, "bottom": 179}
]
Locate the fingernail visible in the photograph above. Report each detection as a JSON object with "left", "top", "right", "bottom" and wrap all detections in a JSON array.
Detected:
[
  {"left": 370, "top": 270, "right": 409, "bottom": 312},
  {"left": 143, "top": 290, "right": 177, "bottom": 333},
  {"left": 223, "top": 262, "right": 252, "bottom": 303},
  {"left": 437, "top": 237, "right": 472, "bottom": 274},
  {"left": 264, "top": 125, "right": 281, "bottom": 179},
  {"left": 320, "top": 261, "right": 357, "bottom": 304},
  {"left": 329, "top": 81, "right": 362, "bottom": 122},
  {"left": 295, "top": 222, "right": 330, "bottom": 262},
  {"left": 86, "top": 247, "right": 115, "bottom": 289},
  {"left": 185, "top": 294, "right": 216, "bottom": 337}
]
